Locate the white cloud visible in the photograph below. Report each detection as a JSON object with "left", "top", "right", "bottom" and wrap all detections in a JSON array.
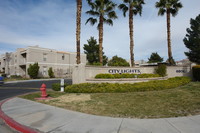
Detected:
[{"left": 0, "top": 0, "right": 200, "bottom": 62}]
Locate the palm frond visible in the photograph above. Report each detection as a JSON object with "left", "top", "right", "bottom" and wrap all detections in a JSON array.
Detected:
[
  {"left": 118, "top": 4, "right": 128, "bottom": 17},
  {"left": 171, "top": 0, "right": 183, "bottom": 17},
  {"left": 107, "top": 11, "right": 118, "bottom": 19},
  {"left": 104, "top": 18, "right": 113, "bottom": 26},
  {"left": 129, "top": 0, "right": 145, "bottom": 16},
  {"left": 87, "top": 0, "right": 96, "bottom": 9},
  {"left": 158, "top": 8, "right": 166, "bottom": 16},
  {"left": 86, "top": 10, "right": 100, "bottom": 17},
  {"left": 155, "top": 0, "right": 166, "bottom": 9},
  {"left": 156, "top": 0, "right": 182, "bottom": 16},
  {"left": 86, "top": 0, "right": 117, "bottom": 28},
  {"left": 170, "top": 9, "right": 178, "bottom": 17},
  {"left": 105, "top": 2, "right": 116, "bottom": 13},
  {"left": 85, "top": 17, "right": 97, "bottom": 26},
  {"left": 123, "top": 0, "right": 130, "bottom": 3}
]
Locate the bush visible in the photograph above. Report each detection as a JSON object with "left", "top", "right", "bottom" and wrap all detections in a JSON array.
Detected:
[
  {"left": 65, "top": 77, "right": 191, "bottom": 93},
  {"left": 95, "top": 73, "right": 160, "bottom": 79},
  {"left": 108, "top": 56, "right": 129, "bottom": 66},
  {"left": 48, "top": 67, "right": 55, "bottom": 78},
  {"left": 192, "top": 65, "right": 200, "bottom": 81},
  {"left": 28, "top": 63, "right": 40, "bottom": 79},
  {"left": 52, "top": 83, "right": 68, "bottom": 91},
  {"left": 137, "top": 73, "right": 160, "bottom": 78},
  {"left": 1, "top": 73, "right": 7, "bottom": 77},
  {"left": 91, "top": 62, "right": 102, "bottom": 66},
  {"left": 155, "top": 64, "right": 167, "bottom": 77},
  {"left": 10, "top": 75, "right": 23, "bottom": 79},
  {"left": 95, "top": 74, "right": 114, "bottom": 79}
]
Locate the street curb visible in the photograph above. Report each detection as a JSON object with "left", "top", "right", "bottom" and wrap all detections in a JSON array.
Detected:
[{"left": 0, "top": 98, "right": 40, "bottom": 133}]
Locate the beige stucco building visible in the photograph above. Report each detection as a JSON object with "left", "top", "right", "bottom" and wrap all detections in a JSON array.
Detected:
[{"left": 0, "top": 46, "right": 86, "bottom": 78}]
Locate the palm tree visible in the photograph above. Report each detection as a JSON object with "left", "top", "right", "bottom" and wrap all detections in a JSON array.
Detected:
[
  {"left": 76, "top": 0, "right": 82, "bottom": 64},
  {"left": 119, "top": 0, "right": 145, "bottom": 67},
  {"left": 85, "top": 0, "right": 117, "bottom": 65},
  {"left": 155, "top": 0, "right": 182, "bottom": 65}
]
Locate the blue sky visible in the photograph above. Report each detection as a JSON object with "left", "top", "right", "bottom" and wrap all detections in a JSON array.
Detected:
[{"left": 0, "top": 0, "right": 199, "bottom": 61}]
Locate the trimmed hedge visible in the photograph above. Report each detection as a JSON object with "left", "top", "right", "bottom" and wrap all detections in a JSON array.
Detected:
[
  {"left": 192, "top": 65, "right": 200, "bottom": 81},
  {"left": 52, "top": 83, "right": 68, "bottom": 91},
  {"left": 65, "top": 77, "right": 191, "bottom": 93},
  {"left": 95, "top": 73, "right": 160, "bottom": 79},
  {"left": 95, "top": 74, "right": 115, "bottom": 79},
  {"left": 155, "top": 64, "right": 167, "bottom": 77}
]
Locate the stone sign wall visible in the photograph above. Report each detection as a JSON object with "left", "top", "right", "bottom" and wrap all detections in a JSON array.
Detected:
[{"left": 72, "top": 65, "right": 192, "bottom": 84}]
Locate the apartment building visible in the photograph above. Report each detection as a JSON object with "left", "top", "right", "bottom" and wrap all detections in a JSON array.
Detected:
[{"left": 0, "top": 46, "right": 86, "bottom": 78}]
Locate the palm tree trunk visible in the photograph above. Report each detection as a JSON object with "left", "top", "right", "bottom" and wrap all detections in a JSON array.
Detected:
[
  {"left": 129, "top": 6, "right": 134, "bottom": 67},
  {"left": 167, "top": 9, "right": 173, "bottom": 65},
  {"left": 99, "top": 15, "right": 104, "bottom": 65},
  {"left": 76, "top": 0, "right": 82, "bottom": 64}
]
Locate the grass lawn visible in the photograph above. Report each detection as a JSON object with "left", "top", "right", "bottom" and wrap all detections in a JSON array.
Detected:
[{"left": 20, "top": 82, "right": 200, "bottom": 118}]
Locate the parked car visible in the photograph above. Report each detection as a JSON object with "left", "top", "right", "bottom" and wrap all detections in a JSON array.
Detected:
[{"left": 0, "top": 76, "right": 4, "bottom": 85}]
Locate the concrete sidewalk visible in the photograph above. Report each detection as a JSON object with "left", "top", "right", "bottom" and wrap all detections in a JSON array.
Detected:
[{"left": 1, "top": 98, "right": 200, "bottom": 133}]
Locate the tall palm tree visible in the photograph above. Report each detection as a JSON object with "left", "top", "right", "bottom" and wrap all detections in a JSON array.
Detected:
[
  {"left": 76, "top": 0, "right": 82, "bottom": 64},
  {"left": 155, "top": 0, "right": 182, "bottom": 65},
  {"left": 86, "top": 0, "right": 117, "bottom": 65},
  {"left": 119, "top": 0, "right": 145, "bottom": 67}
]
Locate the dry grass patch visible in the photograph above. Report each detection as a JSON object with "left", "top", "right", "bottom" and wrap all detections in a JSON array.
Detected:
[{"left": 47, "top": 94, "right": 91, "bottom": 103}]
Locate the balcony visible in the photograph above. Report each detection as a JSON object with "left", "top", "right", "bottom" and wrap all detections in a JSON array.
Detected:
[
  {"left": 19, "top": 52, "right": 27, "bottom": 66},
  {"left": 19, "top": 58, "right": 27, "bottom": 66}
]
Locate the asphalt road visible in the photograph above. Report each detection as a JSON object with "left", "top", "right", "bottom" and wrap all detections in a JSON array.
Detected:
[
  {"left": 2, "top": 79, "right": 72, "bottom": 89},
  {"left": 0, "top": 79, "right": 72, "bottom": 101},
  {"left": 0, "top": 79, "right": 72, "bottom": 132}
]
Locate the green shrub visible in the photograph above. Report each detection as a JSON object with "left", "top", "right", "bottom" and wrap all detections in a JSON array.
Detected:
[
  {"left": 155, "top": 64, "right": 167, "bottom": 77},
  {"left": 48, "top": 67, "right": 55, "bottom": 78},
  {"left": 95, "top": 74, "right": 114, "bottom": 79},
  {"left": 92, "top": 62, "right": 102, "bottom": 66},
  {"left": 108, "top": 55, "right": 129, "bottom": 66},
  {"left": 52, "top": 83, "right": 68, "bottom": 91},
  {"left": 192, "top": 65, "right": 200, "bottom": 81},
  {"left": 137, "top": 73, "right": 160, "bottom": 78},
  {"left": 1, "top": 74, "right": 7, "bottom": 77},
  {"left": 10, "top": 75, "right": 23, "bottom": 79},
  {"left": 120, "top": 73, "right": 134, "bottom": 78},
  {"left": 95, "top": 73, "right": 160, "bottom": 79},
  {"left": 28, "top": 63, "right": 40, "bottom": 79},
  {"left": 65, "top": 77, "right": 191, "bottom": 93}
]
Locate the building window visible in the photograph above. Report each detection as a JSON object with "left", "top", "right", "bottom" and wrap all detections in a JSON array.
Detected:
[
  {"left": 43, "top": 66, "right": 47, "bottom": 76},
  {"left": 43, "top": 53, "right": 47, "bottom": 61},
  {"left": 15, "top": 55, "right": 17, "bottom": 63},
  {"left": 62, "top": 54, "right": 65, "bottom": 60}
]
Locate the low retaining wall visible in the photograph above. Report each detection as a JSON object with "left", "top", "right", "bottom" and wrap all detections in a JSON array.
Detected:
[{"left": 72, "top": 65, "right": 192, "bottom": 84}]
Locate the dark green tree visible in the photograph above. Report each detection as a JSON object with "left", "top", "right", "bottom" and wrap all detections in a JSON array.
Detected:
[
  {"left": 84, "top": 37, "right": 108, "bottom": 65},
  {"left": 184, "top": 14, "right": 200, "bottom": 64},
  {"left": 148, "top": 52, "right": 163, "bottom": 63},
  {"left": 85, "top": 0, "right": 117, "bottom": 65},
  {"left": 48, "top": 67, "right": 55, "bottom": 78},
  {"left": 155, "top": 0, "right": 183, "bottom": 65},
  {"left": 28, "top": 63, "right": 40, "bottom": 79},
  {"left": 108, "top": 55, "right": 130, "bottom": 66},
  {"left": 118, "top": 0, "right": 145, "bottom": 67}
]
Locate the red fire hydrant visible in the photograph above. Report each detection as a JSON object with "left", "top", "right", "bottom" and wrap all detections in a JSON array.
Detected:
[{"left": 40, "top": 83, "right": 47, "bottom": 98}]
